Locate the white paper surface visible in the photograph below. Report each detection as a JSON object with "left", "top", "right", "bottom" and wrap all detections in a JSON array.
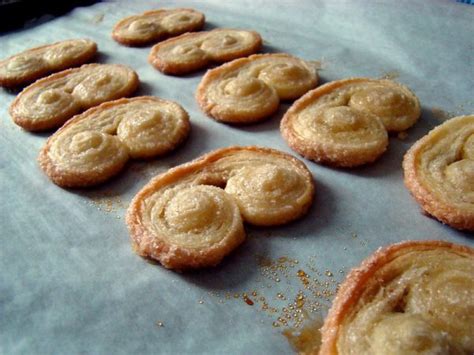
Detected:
[{"left": 1, "top": 1, "right": 473, "bottom": 354}]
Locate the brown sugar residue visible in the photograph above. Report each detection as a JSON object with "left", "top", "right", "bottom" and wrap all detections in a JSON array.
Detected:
[{"left": 203, "top": 253, "right": 342, "bottom": 351}]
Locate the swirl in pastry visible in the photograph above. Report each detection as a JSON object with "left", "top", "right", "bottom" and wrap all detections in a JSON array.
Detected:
[
  {"left": 9, "top": 64, "right": 139, "bottom": 131},
  {"left": 126, "top": 146, "right": 314, "bottom": 269},
  {"left": 0, "top": 39, "right": 97, "bottom": 87},
  {"left": 320, "top": 240, "right": 474, "bottom": 355},
  {"left": 148, "top": 29, "right": 262, "bottom": 75},
  {"left": 38, "top": 96, "right": 190, "bottom": 187},
  {"left": 403, "top": 115, "right": 474, "bottom": 231},
  {"left": 196, "top": 53, "right": 318, "bottom": 123},
  {"left": 281, "top": 78, "right": 420, "bottom": 167},
  {"left": 112, "top": 8, "right": 205, "bottom": 46}
]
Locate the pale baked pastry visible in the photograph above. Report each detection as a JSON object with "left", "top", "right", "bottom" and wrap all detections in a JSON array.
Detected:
[
  {"left": 196, "top": 53, "right": 318, "bottom": 123},
  {"left": 0, "top": 39, "right": 97, "bottom": 88},
  {"left": 112, "top": 8, "right": 205, "bottom": 46},
  {"left": 10, "top": 63, "right": 139, "bottom": 132},
  {"left": 148, "top": 29, "right": 262, "bottom": 75},
  {"left": 38, "top": 96, "right": 190, "bottom": 188},
  {"left": 281, "top": 78, "right": 421, "bottom": 167},
  {"left": 403, "top": 115, "right": 474, "bottom": 231},
  {"left": 126, "top": 146, "right": 315, "bottom": 269},
  {"left": 320, "top": 240, "right": 474, "bottom": 355}
]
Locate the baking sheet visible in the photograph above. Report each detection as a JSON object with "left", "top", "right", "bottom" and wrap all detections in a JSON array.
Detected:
[{"left": 1, "top": 0, "right": 473, "bottom": 354}]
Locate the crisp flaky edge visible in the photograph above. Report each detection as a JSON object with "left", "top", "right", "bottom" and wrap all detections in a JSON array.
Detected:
[
  {"left": 126, "top": 146, "right": 315, "bottom": 270},
  {"left": 111, "top": 8, "right": 205, "bottom": 47},
  {"left": 0, "top": 39, "right": 97, "bottom": 88},
  {"left": 149, "top": 28, "right": 263, "bottom": 75},
  {"left": 38, "top": 96, "right": 190, "bottom": 188},
  {"left": 318, "top": 240, "right": 474, "bottom": 355},
  {"left": 402, "top": 116, "right": 474, "bottom": 231},
  {"left": 9, "top": 63, "right": 139, "bottom": 132},
  {"left": 280, "top": 78, "right": 400, "bottom": 167},
  {"left": 197, "top": 53, "right": 319, "bottom": 123}
]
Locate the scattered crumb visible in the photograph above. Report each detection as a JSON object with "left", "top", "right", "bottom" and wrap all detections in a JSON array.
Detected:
[
  {"left": 397, "top": 131, "right": 408, "bottom": 140},
  {"left": 283, "top": 313, "right": 324, "bottom": 355},
  {"left": 92, "top": 13, "right": 104, "bottom": 24},
  {"left": 309, "top": 60, "right": 324, "bottom": 71},
  {"left": 379, "top": 70, "right": 400, "bottom": 80}
]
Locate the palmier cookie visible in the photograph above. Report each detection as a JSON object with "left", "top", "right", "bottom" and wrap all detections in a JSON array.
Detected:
[
  {"left": 281, "top": 78, "right": 421, "bottom": 167},
  {"left": 112, "top": 8, "right": 205, "bottom": 46},
  {"left": 10, "top": 64, "right": 139, "bottom": 132},
  {"left": 38, "top": 96, "right": 190, "bottom": 188},
  {"left": 196, "top": 53, "right": 318, "bottom": 123},
  {"left": 149, "top": 29, "right": 262, "bottom": 75},
  {"left": 126, "top": 146, "right": 314, "bottom": 269},
  {"left": 320, "top": 240, "right": 474, "bottom": 355},
  {"left": 0, "top": 39, "right": 97, "bottom": 88},
  {"left": 403, "top": 115, "right": 474, "bottom": 231}
]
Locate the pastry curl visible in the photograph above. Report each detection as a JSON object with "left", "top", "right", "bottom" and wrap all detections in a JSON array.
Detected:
[
  {"left": 112, "top": 8, "right": 205, "bottom": 46},
  {"left": 281, "top": 78, "right": 420, "bottom": 167},
  {"left": 126, "top": 146, "right": 314, "bottom": 269},
  {"left": 196, "top": 53, "right": 318, "bottom": 123},
  {"left": 38, "top": 96, "right": 190, "bottom": 187},
  {"left": 9, "top": 64, "right": 139, "bottom": 131},
  {"left": 149, "top": 29, "right": 262, "bottom": 75},
  {"left": 320, "top": 240, "right": 474, "bottom": 355},
  {"left": 403, "top": 115, "right": 474, "bottom": 231},
  {"left": 0, "top": 39, "right": 97, "bottom": 88}
]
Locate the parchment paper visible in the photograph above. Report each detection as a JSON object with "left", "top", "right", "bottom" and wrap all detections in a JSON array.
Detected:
[{"left": 1, "top": 1, "right": 473, "bottom": 354}]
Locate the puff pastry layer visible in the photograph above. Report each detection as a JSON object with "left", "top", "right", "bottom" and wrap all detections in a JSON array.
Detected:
[
  {"left": 403, "top": 115, "right": 474, "bottom": 231},
  {"left": 281, "top": 78, "right": 420, "bottom": 167},
  {"left": 196, "top": 53, "right": 318, "bottom": 123},
  {"left": 149, "top": 28, "right": 262, "bottom": 75},
  {"left": 320, "top": 240, "right": 474, "bottom": 355},
  {"left": 127, "top": 146, "right": 314, "bottom": 269},
  {"left": 112, "top": 8, "right": 205, "bottom": 46},
  {"left": 38, "top": 96, "right": 190, "bottom": 187},
  {"left": 0, "top": 39, "right": 97, "bottom": 88},
  {"left": 10, "top": 63, "right": 139, "bottom": 131}
]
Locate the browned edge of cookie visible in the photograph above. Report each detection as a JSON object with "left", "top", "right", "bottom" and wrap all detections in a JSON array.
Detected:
[
  {"left": 9, "top": 63, "right": 139, "bottom": 132},
  {"left": 0, "top": 39, "right": 98, "bottom": 88},
  {"left": 126, "top": 146, "right": 315, "bottom": 268},
  {"left": 281, "top": 78, "right": 397, "bottom": 167},
  {"left": 111, "top": 8, "right": 205, "bottom": 47},
  {"left": 148, "top": 29, "right": 262, "bottom": 75},
  {"left": 38, "top": 96, "right": 190, "bottom": 188},
  {"left": 402, "top": 126, "right": 474, "bottom": 231},
  {"left": 319, "top": 240, "right": 474, "bottom": 355}
]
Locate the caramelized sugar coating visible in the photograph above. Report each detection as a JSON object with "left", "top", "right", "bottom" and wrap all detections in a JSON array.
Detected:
[
  {"left": 0, "top": 39, "right": 97, "bottom": 88},
  {"left": 320, "top": 240, "right": 474, "bottom": 355},
  {"left": 149, "top": 28, "right": 262, "bottom": 75},
  {"left": 281, "top": 78, "right": 420, "bottom": 167},
  {"left": 196, "top": 53, "right": 318, "bottom": 123},
  {"left": 38, "top": 96, "right": 190, "bottom": 187},
  {"left": 126, "top": 146, "right": 315, "bottom": 269},
  {"left": 9, "top": 64, "right": 139, "bottom": 131},
  {"left": 403, "top": 115, "right": 474, "bottom": 231},
  {"left": 112, "top": 8, "right": 205, "bottom": 46}
]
